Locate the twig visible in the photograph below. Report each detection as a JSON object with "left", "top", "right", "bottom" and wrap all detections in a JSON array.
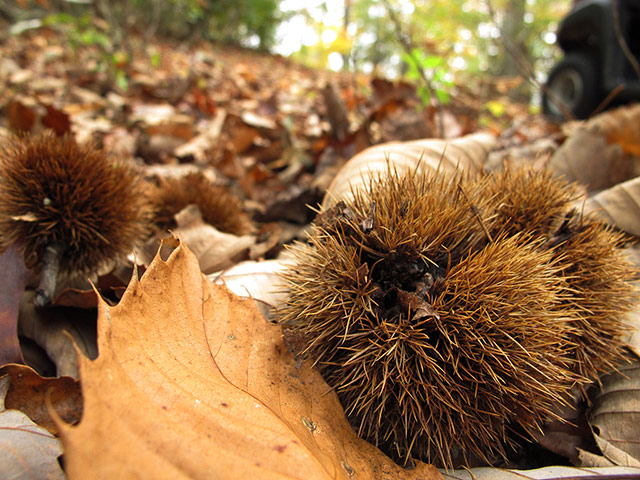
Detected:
[
  {"left": 380, "top": 0, "right": 445, "bottom": 138},
  {"left": 611, "top": 0, "right": 640, "bottom": 80},
  {"left": 590, "top": 84, "right": 625, "bottom": 117}
]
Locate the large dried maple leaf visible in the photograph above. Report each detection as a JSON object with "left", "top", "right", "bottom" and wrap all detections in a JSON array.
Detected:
[{"left": 58, "top": 241, "right": 441, "bottom": 480}]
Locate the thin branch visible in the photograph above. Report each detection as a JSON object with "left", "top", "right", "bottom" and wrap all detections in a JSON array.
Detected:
[
  {"left": 611, "top": 0, "right": 640, "bottom": 80},
  {"left": 380, "top": 0, "right": 445, "bottom": 138}
]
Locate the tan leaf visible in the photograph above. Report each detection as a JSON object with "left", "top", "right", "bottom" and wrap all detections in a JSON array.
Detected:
[
  {"left": 58, "top": 241, "right": 442, "bottom": 480},
  {"left": 322, "top": 132, "right": 495, "bottom": 209},
  {"left": 584, "top": 175, "right": 640, "bottom": 236},
  {"left": 589, "top": 357, "right": 640, "bottom": 466},
  {"left": 0, "top": 376, "right": 65, "bottom": 480}
]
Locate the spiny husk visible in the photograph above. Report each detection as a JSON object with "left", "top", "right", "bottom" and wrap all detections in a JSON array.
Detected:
[
  {"left": 149, "top": 173, "right": 253, "bottom": 235},
  {"left": 550, "top": 217, "right": 637, "bottom": 380},
  {"left": 0, "top": 133, "right": 152, "bottom": 273},
  {"left": 478, "top": 167, "right": 638, "bottom": 381},
  {"left": 478, "top": 166, "right": 581, "bottom": 238},
  {"left": 281, "top": 166, "right": 593, "bottom": 468}
]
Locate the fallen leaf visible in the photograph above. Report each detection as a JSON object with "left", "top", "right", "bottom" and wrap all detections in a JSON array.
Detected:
[
  {"left": 577, "top": 448, "right": 616, "bottom": 467},
  {"left": 322, "top": 132, "right": 496, "bottom": 209},
  {"left": 209, "top": 259, "right": 292, "bottom": 320},
  {"left": 7, "top": 98, "right": 38, "bottom": 133},
  {"left": 0, "top": 243, "right": 31, "bottom": 366},
  {"left": 18, "top": 291, "right": 98, "bottom": 378},
  {"left": 547, "top": 127, "right": 629, "bottom": 192},
  {"left": 172, "top": 205, "right": 256, "bottom": 274},
  {"left": 588, "top": 103, "right": 640, "bottom": 157},
  {"left": 589, "top": 357, "right": 640, "bottom": 466},
  {"left": 58, "top": 241, "right": 442, "bottom": 480},
  {"left": 584, "top": 175, "right": 640, "bottom": 236},
  {"left": 0, "top": 375, "right": 65, "bottom": 480},
  {"left": 0, "top": 363, "right": 82, "bottom": 435},
  {"left": 174, "top": 109, "right": 227, "bottom": 163},
  {"left": 42, "top": 104, "right": 71, "bottom": 136},
  {"left": 443, "top": 465, "right": 640, "bottom": 479}
]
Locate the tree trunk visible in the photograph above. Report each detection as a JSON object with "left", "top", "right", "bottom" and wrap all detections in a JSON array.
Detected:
[{"left": 500, "top": 0, "right": 528, "bottom": 77}]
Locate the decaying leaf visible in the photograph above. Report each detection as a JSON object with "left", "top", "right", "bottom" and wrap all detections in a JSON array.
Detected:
[
  {"left": 58, "top": 241, "right": 442, "bottom": 480},
  {"left": 0, "top": 375, "right": 65, "bottom": 480},
  {"left": 322, "top": 132, "right": 496, "bottom": 208},
  {"left": 589, "top": 357, "right": 640, "bottom": 466},
  {"left": 0, "top": 363, "right": 82, "bottom": 435}
]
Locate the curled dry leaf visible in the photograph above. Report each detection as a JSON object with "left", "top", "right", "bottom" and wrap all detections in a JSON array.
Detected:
[
  {"left": 58, "top": 241, "right": 442, "bottom": 480},
  {"left": 0, "top": 363, "right": 82, "bottom": 435},
  {"left": 584, "top": 175, "right": 640, "bottom": 237},
  {"left": 173, "top": 205, "right": 256, "bottom": 274},
  {"left": 589, "top": 357, "right": 640, "bottom": 466},
  {"left": 322, "top": 132, "right": 495, "bottom": 209},
  {"left": 547, "top": 127, "right": 627, "bottom": 192},
  {"left": 587, "top": 103, "right": 640, "bottom": 158},
  {"left": 209, "top": 259, "right": 293, "bottom": 320},
  {"left": 549, "top": 104, "right": 640, "bottom": 192},
  {"left": 0, "top": 375, "right": 65, "bottom": 480}
]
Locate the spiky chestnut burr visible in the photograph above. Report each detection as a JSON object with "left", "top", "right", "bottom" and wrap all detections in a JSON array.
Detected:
[
  {"left": 478, "top": 167, "right": 582, "bottom": 238},
  {"left": 479, "top": 167, "right": 637, "bottom": 381},
  {"left": 149, "top": 173, "right": 253, "bottom": 236},
  {"left": 280, "top": 168, "right": 587, "bottom": 468},
  {"left": 0, "top": 133, "right": 152, "bottom": 305}
]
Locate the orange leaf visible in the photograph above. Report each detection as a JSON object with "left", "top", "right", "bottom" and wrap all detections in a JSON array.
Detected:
[{"left": 58, "top": 241, "right": 442, "bottom": 480}]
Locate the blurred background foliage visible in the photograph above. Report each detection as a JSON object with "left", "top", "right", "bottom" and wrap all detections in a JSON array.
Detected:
[{"left": 1, "top": 0, "right": 571, "bottom": 102}]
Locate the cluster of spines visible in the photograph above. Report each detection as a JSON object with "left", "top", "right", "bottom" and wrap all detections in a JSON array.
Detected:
[
  {"left": 281, "top": 164, "right": 637, "bottom": 468},
  {"left": 0, "top": 133, "right": 152, "bottom": 274},
  {"left": 149, "top": 173, "right": 253, "bottom": 236}
]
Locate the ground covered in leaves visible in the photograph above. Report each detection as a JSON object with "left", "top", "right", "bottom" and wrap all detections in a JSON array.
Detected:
[{"left": 2, "top": 24, "right": 640, "bottom": 480}]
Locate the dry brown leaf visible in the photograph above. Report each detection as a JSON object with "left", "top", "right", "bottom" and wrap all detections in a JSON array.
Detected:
[
  {"left": 589, "top": 357, "right": 640, "bottom": 466},
  {"left": 587, "top": 103, "right": 640, "bottom": 158},
  {"left": 547, "top": 127, "right": 628, "bottom": 192},
  {"left": 584, "top": 175, "right": 640, "bottom": 236},
  {"left": 174, "top": 109, "right": 227, "bottom": 163},
  {"left": 58, "top": 241, "right": 442, "bottom": 480},
  {"left": 577, "top": 448, "right": 617, "bottom": 468},
  {"left": 0, "top": 363, "right": 82, "bottom": 435},
  {"left": 322, "top": 132, "right": 495, "bottom": 209},
  {"left": 0, "top": 376, "right": 65, "bottom": 480},
  {"left": 172, "top": 205, "right": 256, "bottom": 274}
]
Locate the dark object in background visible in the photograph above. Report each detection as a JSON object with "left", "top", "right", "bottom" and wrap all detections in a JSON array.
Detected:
[{"left": 543, "top": 0, "right": 640, "bottom": 119}]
